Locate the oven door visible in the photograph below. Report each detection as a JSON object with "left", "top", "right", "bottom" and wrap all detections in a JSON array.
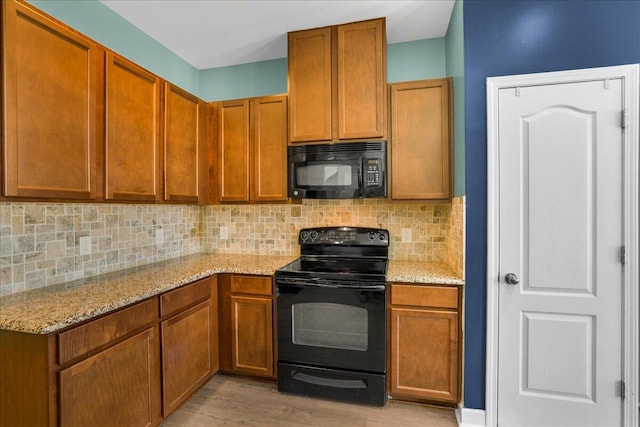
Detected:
[{"left": 276, "top": 277, "right": 386, "bottom": 373}]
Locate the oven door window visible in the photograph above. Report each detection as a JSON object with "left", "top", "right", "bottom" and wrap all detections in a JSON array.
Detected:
[
  {"left": 292, "top": 302, "right": 367, "bottom": 351},
  {"left": 294, "top": 161, "right": 358, "bottom": 189}
]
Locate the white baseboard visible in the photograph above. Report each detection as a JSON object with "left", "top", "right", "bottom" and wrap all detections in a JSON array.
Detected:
[{"left": 455, "top": 407, "right": 486, "bottom": 427}]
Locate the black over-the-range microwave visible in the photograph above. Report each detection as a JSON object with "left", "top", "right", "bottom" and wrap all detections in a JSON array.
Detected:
[{"left": 288, "top": 141, "right": 387, "bottom": 199}]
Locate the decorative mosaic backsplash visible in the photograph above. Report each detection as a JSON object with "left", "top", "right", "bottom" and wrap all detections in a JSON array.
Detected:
[
  {"left": 201, "top": 199, "right": 455, "bottom": 262},
  {"left": 0, "top": 203, "right": 201, "bottom": 296},
  {"left": 1, "top": 197, "right": 465, "bottom": 296},
  {"left": 445, "top": 196, "right": 465, "bottom": 277}
]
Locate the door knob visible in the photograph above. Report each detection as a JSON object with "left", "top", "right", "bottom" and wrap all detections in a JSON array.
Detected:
[{"left": 505, "top": 273, "right": 520, "bottom": 285}]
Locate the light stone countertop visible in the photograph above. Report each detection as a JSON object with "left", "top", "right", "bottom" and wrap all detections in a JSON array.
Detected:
[
  {"left": 387, "top": 260, "right": 464, "bottom": 285},
  {"left": 0, "top": 254, "right": 463, "bottom": 335},
  {"left": 0, "top": 253, "right": 296, "bottom": 335}
]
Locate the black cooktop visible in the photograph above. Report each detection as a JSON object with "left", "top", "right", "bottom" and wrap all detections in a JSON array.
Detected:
[
  {"left": 279, "top": 256, "right": 387, "bottom": 276},
  {"left": 276, "top": 227, "right": 389, "bottom": 283}
]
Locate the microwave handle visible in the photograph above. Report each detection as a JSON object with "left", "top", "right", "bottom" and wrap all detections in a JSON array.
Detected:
[{"left": 357, "top": 156, "right": 364, "bottom": 196}]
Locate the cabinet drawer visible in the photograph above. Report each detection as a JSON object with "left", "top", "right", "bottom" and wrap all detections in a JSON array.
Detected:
[
  {"left": 390, "top": 284, "right": 458, "bottom": 309},
  {"left": 230, "top": 275, "right": 272, "bottom": 296},
  {"left": 160, "top": 277, "right": 211, "bottom": 318},
  {"left": 58, "top": 298, "right": 158, "bottom": 365}
]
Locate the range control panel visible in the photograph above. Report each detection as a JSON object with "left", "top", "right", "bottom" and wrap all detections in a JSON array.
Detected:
[{"left": 299, "top": 227, "right": 389, "bottom": 246}]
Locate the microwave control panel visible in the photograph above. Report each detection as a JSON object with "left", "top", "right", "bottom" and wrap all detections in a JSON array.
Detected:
[{"left": 366, "top": 159, "right": 382, "bottom": 187}]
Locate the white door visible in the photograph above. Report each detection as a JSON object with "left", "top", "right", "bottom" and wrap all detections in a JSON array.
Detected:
[{"left": 497, "top": 79, "right": 624, "bottom": 426}]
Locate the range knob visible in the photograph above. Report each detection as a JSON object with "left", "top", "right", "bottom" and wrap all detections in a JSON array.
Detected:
[
  {"left": 368, "top": 231, "right": 377, "bottom": 240},
  {"left": 378, "top": 232, "right": 387, "bottom": 241},
  {"left": 310, "top": 230, "right": 318, "bottom": 240},
  {"left": 300, "top": 231, "right": 310, "bottom": 241}
]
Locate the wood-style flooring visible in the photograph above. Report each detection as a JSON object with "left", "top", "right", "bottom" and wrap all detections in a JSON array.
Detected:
[{"left": 161, "top": 374, "right": 458, "bottom": 427}]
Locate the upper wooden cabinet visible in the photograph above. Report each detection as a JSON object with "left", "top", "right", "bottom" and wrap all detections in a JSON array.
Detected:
[
  {"left": 105, "top": 52, "right": 162, "bottom": 202},
  {"left": 2, "top": 0, "right": 102, "bottom": 199},
  {"left": 288, "top": 18, "right": 387, "bottom": 144},
  {"left": 164, "top": 83, "right": 206, "bottom": 203},
  {"left": 389, "top": 78, "right": 453, "bottom": 201},
  {"left": 217, "top": 95, "right": 288, "bottom": 203}
]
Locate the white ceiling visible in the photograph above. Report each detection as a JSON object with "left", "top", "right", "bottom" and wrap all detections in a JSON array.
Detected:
[{"left": 99, "top": 0, "right": 455, "bottom": 70}]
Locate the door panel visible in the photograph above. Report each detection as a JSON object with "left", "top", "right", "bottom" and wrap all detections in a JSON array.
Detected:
[
  {"left": 498, "top": 79, "right": 623, "bottom": 426},
  {"left": 522, "top": 312, "right": 594, "bottom": 400}
]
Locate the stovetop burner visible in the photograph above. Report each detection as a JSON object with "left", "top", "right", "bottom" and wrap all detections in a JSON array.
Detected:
[{"left": 276, "top": 226, "right": 389, "bottom": 283}]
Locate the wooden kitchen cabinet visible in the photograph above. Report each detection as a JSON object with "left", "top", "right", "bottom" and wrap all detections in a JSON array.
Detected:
[
  {"left": 0, "top": 276, "right": 219, "bottom": 426},
  {"left": 105, "top": 52, "right": 162, "bottom": 201},
  {"left": 160, "top": 277, "right": 216, "bottom": 416},
  {"left": 59, "top": 327, "right": 160, "bottom": 427},
  {"left": 163, "top": 83, "right": 207, "bottom": 203},
  {"left": 218, "top": 274, "right": 275, "bottom": 379},
  {"left": 288, "top": 18, "right": 387, "bottom": 143},
  {"left": 216, "top": 95, "right": 288, "bottom": 203},
  {"left": 389, "top": 78, "right": 453, "bottom": 201},
  {"left": 388, "top": 283, "right": 461, "bottom": 404},
  {"left": 1, "top": 0, "right": 103, "bottom": 200}
]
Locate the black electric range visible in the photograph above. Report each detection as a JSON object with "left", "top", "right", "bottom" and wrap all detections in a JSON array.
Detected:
[{"left": 275, "top": 226, "right": 390, "bottom": 406}]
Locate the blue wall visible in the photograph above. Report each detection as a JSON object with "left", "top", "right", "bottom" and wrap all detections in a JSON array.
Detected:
[{"left": 463, "top": 0, "right": 640, "bottom": 410}]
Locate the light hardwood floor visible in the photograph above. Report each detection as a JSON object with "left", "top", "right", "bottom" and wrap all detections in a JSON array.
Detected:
[{"left": 162, "top": 374, "right": 458, "bottom": 426}]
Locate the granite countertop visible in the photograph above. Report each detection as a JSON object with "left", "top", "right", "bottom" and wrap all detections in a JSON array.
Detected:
[
  {"left": 0, "top": 254, "right": 463, "bottom": 335},
  {"left": 387, "top": 260, "right": 464, "bottom": 285},
  {"left": 0, "top": 253, "right": 296, "bottom": 335}
]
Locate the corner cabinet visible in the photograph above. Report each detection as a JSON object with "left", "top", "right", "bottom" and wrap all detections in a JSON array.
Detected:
[
  {"left": 288, "top": 18, "right": 387, "bottom": 143},
  {"left": 218, "top": 274, "right": 275, "bottom": 379},
  {"left": 105, "top": 52, "right": 162, "bottom": 202},
  {"left": 0, "top": 277, "right": 218, "bottom": 426},
  {"left": 389, "top": 78, "right": 453, "bottom": 201},
  {"left": 388, "top": 283, "right": 461, "bottom": 404},
  {"left": 2, "top": 0, "right": 102, "bottom": 199},
  {"left": 216, "top": 95, "right": 288, "bottom": 203},
  {"left": 164, "top": 83, "right": 207, "bottom": 203}
]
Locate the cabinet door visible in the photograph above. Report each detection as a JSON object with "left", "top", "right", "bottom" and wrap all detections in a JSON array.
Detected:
[
  {"left": 218, "top": 100, "right": 250, "bottom": 202},
  {"left": 231, "top": 295, "right": 274, "bottom": 378},
  {"left": 389, "top": 307, "right": 459, "bottom": 403},
  {"left": 161, "top": 300, "right": 212, "bottom": 416},
  {"left": 251, "top": 96, "right": 288, "bottom": 202},
  {"left": 2, "top": 1, "right": 100, "bottom": 199},
  {"left": 337, "top": 18, "right": 386, "bottom": 140},
  {"left": 59, "top": 327, "right": 161, "bottom": 427},
  {"left": 389, "top": 79, "right": 452, "bottom": 200},
  {"left": 164, "top": 83, "right": 203, "bottom": 203},
  {"left": 287, "top": 27, "right": 332, "bottom": 143},
  {"left": 105, "top": 52, "right": 161, "bottom": 201}
]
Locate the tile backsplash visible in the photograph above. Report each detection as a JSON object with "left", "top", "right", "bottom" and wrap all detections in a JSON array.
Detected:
[
  {"left": 0, "top": 203, "right": 201, "bottom": 296},
  {"left": 201, "top": 199, "right": 454, "bottom": 261},
  {"left": 1, "top": 197, "right": 465, "bottom": 296}
]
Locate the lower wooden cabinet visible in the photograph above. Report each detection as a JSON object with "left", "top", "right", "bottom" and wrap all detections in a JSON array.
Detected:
[
  {"left": 0, "top": 276, "right": 217, "bottom": 426},
  {"left": 219, "top": 274, "right": 275, "bottom": 379},
  {"left": 160, "top": 278, "right": 215, "bottom": 416},
  {"left": 388, "top": 283, "right": 461, "bottom": 404},
  {"left": 59, "top": 327, "right": 161, "bottom": 427}
]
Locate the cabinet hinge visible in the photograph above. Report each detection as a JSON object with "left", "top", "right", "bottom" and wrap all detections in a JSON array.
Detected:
[
  {"left": 622, "top": 109, "right": 627, "bottom": 129},
  {"left": 621, "top": 246, "right": 626, "bottom": 265}
]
